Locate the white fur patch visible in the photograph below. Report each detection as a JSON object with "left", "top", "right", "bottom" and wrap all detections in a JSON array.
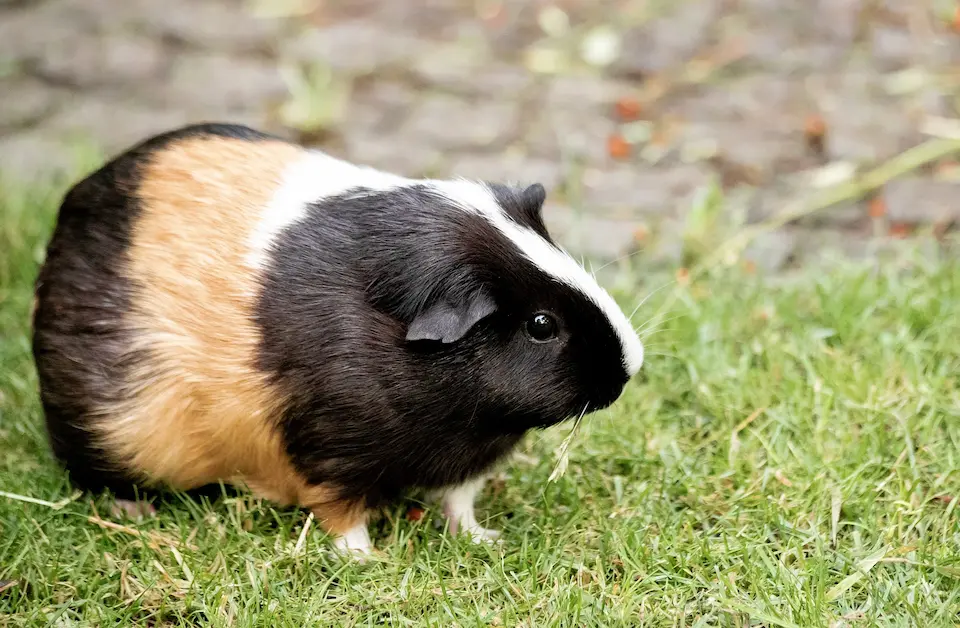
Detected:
[
  {"left": 332, "top": 521, "right": 373, "bottom": 555},
  {"left": 247, "top": 150, "right": 406, "bottom": 268},
  {"left": 250, "top": 154, "right": 644, "bottom": 375}
]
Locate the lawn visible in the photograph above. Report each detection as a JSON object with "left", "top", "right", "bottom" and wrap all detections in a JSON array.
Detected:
[{"left": 1, "top": 174, "right": 959, "bottom": 627}]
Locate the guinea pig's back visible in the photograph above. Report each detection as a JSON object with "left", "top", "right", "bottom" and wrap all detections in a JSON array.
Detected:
[{"left": 34, "top": 124, "right": 308, "bottom": 500}]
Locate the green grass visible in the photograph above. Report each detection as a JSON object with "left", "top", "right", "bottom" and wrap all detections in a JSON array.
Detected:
[{"left": 1, "top": 178, "right": 959, "bottom": 627}]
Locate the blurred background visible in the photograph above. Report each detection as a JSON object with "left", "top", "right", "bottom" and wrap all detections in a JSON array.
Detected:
[{"left": 1, "top": 0, "right": 958, "bottom": 271}]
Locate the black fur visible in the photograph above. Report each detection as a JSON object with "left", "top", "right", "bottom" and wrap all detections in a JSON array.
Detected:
[
  {"left": 256, "top": 184, "right": 630, "bottom": 509},
  {"left": 32, "top": 123, "right": 275, "bottom": 499}
]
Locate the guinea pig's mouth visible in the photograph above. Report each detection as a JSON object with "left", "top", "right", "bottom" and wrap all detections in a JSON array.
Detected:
[{"left": 583, "top": 377, "right": 629, "bottom": 413}]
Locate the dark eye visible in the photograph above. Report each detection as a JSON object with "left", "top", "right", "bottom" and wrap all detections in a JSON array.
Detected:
[{"left": 524, "top": 313, "right": 558, "bottom": 342}]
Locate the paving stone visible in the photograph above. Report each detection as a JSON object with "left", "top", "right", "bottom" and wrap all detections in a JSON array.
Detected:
[
  {"left": 731, "top": 0, "right": 862, "bottom": 72},
  {"left": 542, "top": 75, "right": 637, "bottom": 113},
  {"left": 447, "top": 153, "right": 563, "bottom": 190},
  {"left": 542, "top": 202, "right": 641, "bottom": 262},
  {"left": 613, "top": 0, "right": 722, "bottom": 77},
  {"left": 281, "top": 21, "right": 427, "bottom": 74},
  {"left": 666, "top": 76, "right": 816, "bottom": 178},
  {"left": 399, "top": 94, "right": 520, "bottom": 151},
  {"left": 475, "top": 2, "right": 542, "bottom": 57},
  {"left": 870, "top": 25, "right": 915, "bottom": 71},
  {"left": 35, "top": 33, "right": 167, "bottom": 87},
  {"left": 579, "top": 164, "right": 712, "bottom": 216},
  {"left": 0, "top": 130, "right": 78, "bottom": 179},
  {"left": 363, "top": 0, "right": 472, "bottom": 41},
  {"left": 339, "top": 81, "right": 415, "bottom": 136},
  {"left": 150, "top": 52, "right": 287, "bottom": 113},
  {"left": 0, "top": 3, "right": 89, "bottom": 64},
  {"left": 884, "top": 178, "right": 960, "bottom": 224},
  {"left": 525, "top": 110, "right": 618, "bottom": 165},
  {"left": 412, "top": 53, "right": 534, "bottom": 98},
  {"left": 133, "top": 0, "right": 287, "bottom": 52},
  {"left": 0, "top": 76, "right": 65, "bottom": 129},
  {"left": 44, "top": 96, "right": 196, "bottom": 154},
  {"left": 341, "top": 132, "right": 444, "bottom": 178},
  {"left": 818, "top": 71, "right": 919, "bottom": 164}
]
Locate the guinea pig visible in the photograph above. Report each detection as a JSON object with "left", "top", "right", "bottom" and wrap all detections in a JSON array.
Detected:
[{"left": 32, "top": 123, "right": 644, "bottom": 556}]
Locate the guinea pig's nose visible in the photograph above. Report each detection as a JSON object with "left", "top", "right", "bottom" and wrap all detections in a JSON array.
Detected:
[{"left": 587, "top": 376, "right": 629, "bottom": 413}]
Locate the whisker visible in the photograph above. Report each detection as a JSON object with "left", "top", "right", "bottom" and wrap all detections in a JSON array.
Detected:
[
  {"left": 635, "top": 314, "right": 684, "bottom": 336},
  {"left": 640, "top": 327, "right": 679, "bottom": 341},
  {"left": 593, "top": 248, "right": 645, "bottom": 274},
  {"left": 628, "top": 280, "right": 677, "bottom": 322},
  {"left": 644, "top": 351, "right": 683, "bottom": 360}
]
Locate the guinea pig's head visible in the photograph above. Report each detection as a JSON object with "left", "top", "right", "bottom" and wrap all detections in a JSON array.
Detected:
[{"left": 374, "top": 179, "right": 644, "bottom": 432}]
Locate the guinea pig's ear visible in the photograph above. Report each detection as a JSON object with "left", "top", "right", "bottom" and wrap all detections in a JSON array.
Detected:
[
  {"left": 519, "top": 183, "right": 547, "bottom": 225},
  {"left": 405, "top": 289, "right": 497, "bottom": 344}
]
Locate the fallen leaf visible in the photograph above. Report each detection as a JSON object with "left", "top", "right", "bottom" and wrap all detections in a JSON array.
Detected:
[
  {"left": 607, "top": 134, "right": 631, "bottom": 160},
  {"left": 953, "top": 6, "right": 960, "bottom": 33},
  {"left": 774, "top": 469, "right": 793, "bottom": 487},
  {"left": 406, "top": 507, "right": 425, "bottom": 522},
  {"left": 633, "top": 225, "right": 649, "bottom": 242},
  {"left": 889, "top": 222, "right": 913, "bottom": 239},
  {"left": 743, "top": 260, "right": 757, "bottom": 274},
  {"left": 804, "top": 113, "right": 827, "bottom": 155},
  {"left": 676, "top": 267, "right": 690, "bottom": 286},
  {"left": 614, "top": 96, "right": 643, "bottom": 121},
  {"left": 868, "top": 196, "right": 887, "bottom": 218}
]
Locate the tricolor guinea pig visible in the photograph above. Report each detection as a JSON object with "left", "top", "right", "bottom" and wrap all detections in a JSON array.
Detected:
[{"left": 32, "top": 123, "right": 644, "bottom": 555}]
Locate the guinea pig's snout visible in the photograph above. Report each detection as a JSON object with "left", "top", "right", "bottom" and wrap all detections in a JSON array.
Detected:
[{"left": 586, "top": 370, "right": 631, "bottom": 413}]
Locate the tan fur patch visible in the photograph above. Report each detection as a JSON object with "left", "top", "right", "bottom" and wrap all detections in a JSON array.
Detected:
[{"left": 96, "top": 135, "right": 363, "bottom": 533}]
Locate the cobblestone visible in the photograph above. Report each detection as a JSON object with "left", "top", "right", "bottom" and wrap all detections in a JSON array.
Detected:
[
  {"left": 0, "top": 77, "right": 65, "bottom": 130},
  {"left": 885, "top": 178, "right": 960, "bottom": 225},
  {"left": 35, "top": 34, "right": 168, "bottom": 87}
]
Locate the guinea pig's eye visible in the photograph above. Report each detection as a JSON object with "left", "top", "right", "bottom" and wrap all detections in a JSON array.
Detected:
[{"left": 524, "top": 313, "right": 558, "bottom": 343}]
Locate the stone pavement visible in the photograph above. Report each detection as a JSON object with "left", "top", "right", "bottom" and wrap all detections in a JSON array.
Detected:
[{"left": 2, "top": 0, "right": 959, "bottom": 268}]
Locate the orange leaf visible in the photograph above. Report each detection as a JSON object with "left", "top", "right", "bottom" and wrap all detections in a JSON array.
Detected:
[
  {"left": 889, "top": 222, "right": 912, "bottom": 239},
  {"left": 676, "top": 267, "right": 690, "bottom": 286},
  {"left": 406, "top": 507, "right": 424, "bottom": 522},
  {"left": 614, "top": 96, "right": 643, "bottom": 121},
  {"left": 952, "top": 6, "right": 960, "bottom": 33},
  {"left": 743, "top": 260, "right": 757, "bottom": 275},
  {"left": 804, "top": 113, "right": 826, "bottom": 138},
  {"left": 607, "top": 134, "right": 631, "bottom": 160},
  {"left": 804, "top": 113, "right": 827, "bottom": 154},
  {"left": 774, "top": 469, "right": 793, "bottom": 487},
  {"left": 868, "top": 196, "right": 887, "bottom": 218}
]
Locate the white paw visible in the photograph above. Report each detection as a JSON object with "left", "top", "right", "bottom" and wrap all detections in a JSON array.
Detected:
[
  {"left": 463, "top": 525, "right": 501, "bottom": 545},
  {"left": 331, "top": 525, "right": 374, "bottom": 562},
  {"left": 111, "top": 499, "right": 157, "bottom": 520}
]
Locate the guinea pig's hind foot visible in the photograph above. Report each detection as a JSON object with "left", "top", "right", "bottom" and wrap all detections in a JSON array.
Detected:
[
  {"left": 111, "top": 499, "right": 157, "bottom": 521},
  {"left": 331, "top": 523, "right": 375, "bottom": 562}
]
